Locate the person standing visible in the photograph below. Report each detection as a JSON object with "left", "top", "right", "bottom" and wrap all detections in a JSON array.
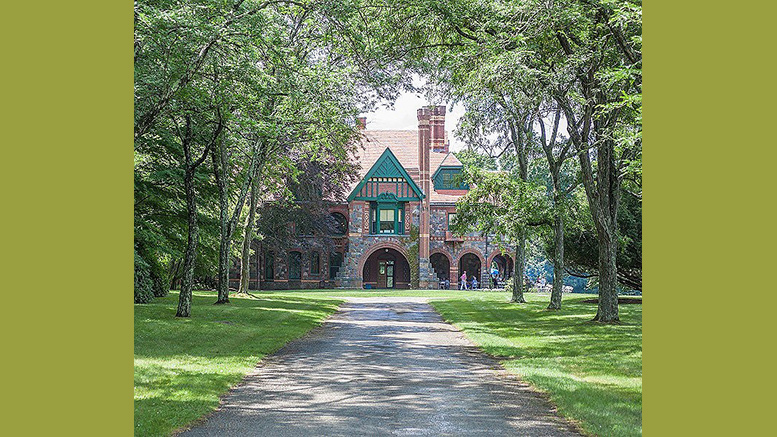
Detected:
[{"left": 460, "top": 271, "right": 468, "bottom": 290}]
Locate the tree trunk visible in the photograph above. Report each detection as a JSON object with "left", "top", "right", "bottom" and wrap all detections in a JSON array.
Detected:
[
  {"left": 557, "top": 96, "right": 622, "bottom": 323},
  {"left": 237, "top": 181, "right": 257, "bottom": 294},
  {"left": 593, "top": 224, "right": 620, "bottom": 323},
  {"left": 548, "top": 210, "right": 564, "bottom": 310},
  {"left": 176, "top": 166, "right": 198, "bottom": 317},
  {"left": 214, "top": 141, "right": 231, "bottom": 304},
  {"left": 213, "top": 140, "right": 260, "bottom": 304},
  {"left": 511, "top": 234, "right": 527, "bottom": 303}
]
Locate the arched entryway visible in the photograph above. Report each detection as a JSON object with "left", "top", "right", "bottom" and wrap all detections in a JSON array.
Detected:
[
  {"left": 362, "top": 247, "right": 411, "bottom": 289},
  {"left": 489, "top": 253, "right": 514, "bottom": 288},
  {"left": 458, "top": 253, "right": 482, "bottom": 285},
  {"left": 430, "top": 252, "right": 451, "bottom": 281},
  {"left": 490, "top": 253, "right": 514, "bottom": 279}
]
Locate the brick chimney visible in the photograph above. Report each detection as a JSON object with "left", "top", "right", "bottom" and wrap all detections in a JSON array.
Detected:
[
  {"left": 356, "top": 116, "right": 367, "bottom": 130},
  {"left": 416, "top": 105, "right": 445, "bottom": 268}
]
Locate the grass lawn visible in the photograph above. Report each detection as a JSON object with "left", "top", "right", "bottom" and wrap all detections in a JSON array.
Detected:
[
  {"left": 134, "top": 290, "right": 342, "bottom": 437},
  {"left": 135, "top": 289, "right": 640, "bottom": 436},
  {"left": 430, "top": 293, "right": 642, "bottom": 437}
]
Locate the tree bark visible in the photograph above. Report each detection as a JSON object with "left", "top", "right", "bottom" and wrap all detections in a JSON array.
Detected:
[
  {"left": 175, "top": 115, "right": 213, "bottom": 317},
  {"left": 214, "top": 139, "right": 231, "bottom": 304},
  {"left": 214, "top": 139, "right": 261, "bottom": 304},
  {"left": 548, "top": 210, "right": 564, "bottom": 310},
  {"left": 557, "top": 95, "right": 622, "bottom": 323},
  {"left": 237, "top": 179, "right": 257, "bottom": 294},
  {"left": 176, "top": 166, "right": 199, "bottom": 317},
  {"left": 511, "top": 234, "right": 527, "bottom": 303},
  {"left": 593, "top": 224, "right": 619, "bottom": 323}
]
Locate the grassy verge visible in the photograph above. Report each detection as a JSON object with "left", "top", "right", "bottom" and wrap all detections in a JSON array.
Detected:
[
  {"left": 134, "top": 290, "right": 342, "bottom": 436},
  {"left": 430, "top": 293, "right": 642, "bottom": 437}
]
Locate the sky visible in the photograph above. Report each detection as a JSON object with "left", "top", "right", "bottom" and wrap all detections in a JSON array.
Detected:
[
  {"left": 362, "top": 80, "right": 569, "bottom": 154},
  {"left": 362, "top": 90, "right": 468, "bottom": 152}
]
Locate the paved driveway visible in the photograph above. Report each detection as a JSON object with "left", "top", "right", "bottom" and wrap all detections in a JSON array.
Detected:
[{"left": 181, "top": 297, "right": 580, "bottom": 436}]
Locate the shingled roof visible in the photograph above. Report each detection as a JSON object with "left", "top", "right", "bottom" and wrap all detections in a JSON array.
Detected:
[{"left": 346, "top": 129, "right": 464, "bottom": 203}]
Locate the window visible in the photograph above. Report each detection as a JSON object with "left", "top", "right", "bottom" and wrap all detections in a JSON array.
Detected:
[
  {"left": 265, "top": 251, "right": 275, "bottom": 281},
  {"left": 329, "top": 252, "right": 343, "bottom": 280},
  {"left": 288, "top": 251, "right": 301, "bottom": 280},
  {"left": 330, "top": 213, "right": 347, "bottom": 235},
  {"left": 379, "top": 209, "right": 395, "bottom": 233},
  {"left": 433, "top": 167, "right": 469, "bottom": 190},
  {"left": 310, "top": 252, "right": 320, "bottom": 275},
  {"left": 448, "top": 212, "right": 457, "bottom": 229},
  {"left": 370, "top": 201, "right": 405, "bottom": 235}
]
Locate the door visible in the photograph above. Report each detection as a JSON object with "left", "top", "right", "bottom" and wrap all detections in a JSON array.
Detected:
[
  {"left": 377, "top": 261, "right": 387, "bottom": 288},
  {"left": 376, "top": 260, "right": 395, "bottom": 289}
]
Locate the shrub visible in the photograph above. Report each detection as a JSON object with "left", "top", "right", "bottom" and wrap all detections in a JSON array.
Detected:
[{"left": 134, "top": 251, "right": 155, "bottom": 304}]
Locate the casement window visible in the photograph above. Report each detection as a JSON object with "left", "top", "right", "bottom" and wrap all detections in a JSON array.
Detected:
[
  {"left": 448, "top": 212, "right": 457, "bottom": 229},
  {"left": 288, "top": 251, "right": 302, "bottom": 280},
  {"left": 310, "top": 252, "right": 320, "bottom": 275}
]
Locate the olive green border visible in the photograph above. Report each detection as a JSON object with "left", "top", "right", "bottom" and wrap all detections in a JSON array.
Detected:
[
  {"left": 648, "top": 2, "right": 775, "bottom": 435},
  {"left": 4, "top": 1, "right": 775, "bottom": 435},
  {"left": 4, "top": 1, "right": 131, "bottom": 435}
]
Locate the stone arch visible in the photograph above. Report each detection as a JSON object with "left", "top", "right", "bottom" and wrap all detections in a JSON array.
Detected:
[
  {"left": 455, "top": 248, "right": 486, "bottom": 268},
  {"left": 429, "top": 249, "right": 453, "bottom": 282},
  {"left": 359, "top": 243, "right": 412, "bottom": 289},
  {"left": 456, "top": 249, "right": 486, "bottom": 288},
  {"left": 357, "top": 241, "right": 413, "bottom": 274},
  {"left": 487, "top": 250, "right": 514, "bottom": 285}
]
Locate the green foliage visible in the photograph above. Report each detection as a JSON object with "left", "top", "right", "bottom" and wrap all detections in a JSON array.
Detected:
[
  {"left": 134, "top": 291, "right": 342, "bottom": 436},
  {"left": 455, "top": 149, "right": 497, "bottom": 171},
  {"left": 404, "top": 224, "right": 420, "bottom": 288},
  {"left": 134, "top": 250, "right": 154, "bottom": 304},
  {"left": 564, "top": 188, "right": 642, "bottom": 290},
  {"left": 451, "top": 167, "right": 551, "bottom": 248}
]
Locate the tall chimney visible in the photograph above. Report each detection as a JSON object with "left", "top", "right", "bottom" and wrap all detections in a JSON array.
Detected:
[{"left": 429, "top": 106, "right": 446, "bottom": 153}]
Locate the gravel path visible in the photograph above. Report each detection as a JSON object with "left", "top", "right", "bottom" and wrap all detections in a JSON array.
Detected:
[{"left": 180, "top": 297, "right": 580, "bottom": 436}]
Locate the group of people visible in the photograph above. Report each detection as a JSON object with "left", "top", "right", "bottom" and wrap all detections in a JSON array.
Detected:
[
  {"left": 438, "top": 268, "right": 509, "bottom": 290},
  {"left": 458, "top": 272, "right": 479, "bottom": 290}
]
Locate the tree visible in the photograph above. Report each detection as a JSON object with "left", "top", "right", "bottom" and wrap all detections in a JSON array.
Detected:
[
  {"left": 451, "top": 168, "right": 550, "bottom": 303},
  {"left": 373, "top": 0, "right": 641, "bottom": 321}
]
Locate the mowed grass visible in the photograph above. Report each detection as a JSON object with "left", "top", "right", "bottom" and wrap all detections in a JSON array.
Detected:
[
  {"left": 134, "top": 290, "right": 342, "bottom": 437},
  {"left": 430, "top": 293, "right": 642, "bottom": 437}
]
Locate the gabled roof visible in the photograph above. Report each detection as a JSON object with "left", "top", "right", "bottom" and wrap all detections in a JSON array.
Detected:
[
  {"left": 431, "top": 152, "right": 464, "bottom": 181},
  {"left": 347, "top": 147, "right": 425, "bottom": 201},
  {"left": 342, "top": 129, "right": 467, "bottom": 203}
]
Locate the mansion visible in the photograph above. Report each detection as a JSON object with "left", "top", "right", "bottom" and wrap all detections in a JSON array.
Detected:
[{"left": 230, "top": 106, "right": 513, "bottom": 290}]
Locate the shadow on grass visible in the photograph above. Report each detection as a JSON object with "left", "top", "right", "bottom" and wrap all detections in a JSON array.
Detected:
[
  {"left": 134, "top": 291, "right": 343, "bottom": 437},
  {"left": 431, "top": 297, "right": 642, "bottom": 437}
]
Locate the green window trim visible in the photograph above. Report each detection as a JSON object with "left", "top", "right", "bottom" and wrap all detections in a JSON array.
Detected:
[
  {"left": 370, "top": 198, "right": 405, "bottom": 235},
  {"left": 432, "top": 166, "right": 469, "bottom": 190}
]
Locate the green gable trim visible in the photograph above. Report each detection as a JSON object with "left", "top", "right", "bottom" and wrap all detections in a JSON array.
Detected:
[
  {"left": 347, "top": 148, "right": 425, "bottom": 201},
  {"left": 432, "top": 165, "right": 468, "bottom": 190}
]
